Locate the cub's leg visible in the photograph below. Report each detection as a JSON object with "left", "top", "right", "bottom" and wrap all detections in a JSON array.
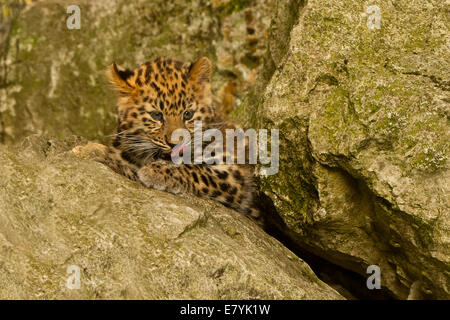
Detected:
[
  {"left": 137, "top": 162, "right": 261, "bottom": 221},
  {"left": 71, "top": 143, "right": 138, "bottom": 181}
]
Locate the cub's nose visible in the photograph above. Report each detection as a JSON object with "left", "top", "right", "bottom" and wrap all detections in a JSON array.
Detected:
[{"left": 165, "top": 132, "right": 184, "bottom": 147}]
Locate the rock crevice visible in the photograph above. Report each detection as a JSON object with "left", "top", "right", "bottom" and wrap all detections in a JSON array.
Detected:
[{"left": 236, "top": 0, "right": 449, "bottom": 299}]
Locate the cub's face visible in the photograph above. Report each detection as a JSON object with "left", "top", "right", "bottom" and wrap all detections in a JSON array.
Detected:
[{"left": 108, "top": 57, "right": 219, "bottom": 159}]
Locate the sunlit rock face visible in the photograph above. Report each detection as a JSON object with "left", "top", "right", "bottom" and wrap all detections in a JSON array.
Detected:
[
  {"left": 235, "top": 0, "right": 449, "bottom": 299},
  {"left": 1, "top": 0, "right": 448, "bottom": 300},
  {"left": 0, "top": 135, "right": 343, "bottom": 299}
]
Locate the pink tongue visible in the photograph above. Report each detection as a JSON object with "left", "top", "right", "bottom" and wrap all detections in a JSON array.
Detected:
[{"left": 170, "top": 144, "right": 188, "bottom": 157}]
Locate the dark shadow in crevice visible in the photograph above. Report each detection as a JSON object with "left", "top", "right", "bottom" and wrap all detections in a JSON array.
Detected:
[{"left": 255, "top": 191, "right": 397, "bottom": 300}]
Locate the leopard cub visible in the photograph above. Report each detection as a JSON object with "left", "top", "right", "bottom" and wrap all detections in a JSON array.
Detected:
[{"left": 75, "top": 57, "right": 262, "bottom": 225}]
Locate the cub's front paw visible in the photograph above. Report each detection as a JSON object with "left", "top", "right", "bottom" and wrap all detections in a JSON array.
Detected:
[
  {"left": 137, "top": 162, "right": 183, "bottom": 194},
  {"left": 137, "top": 166, "right": 164, "bottom": 190},
  {"left": 71, "top": 142, "right": 108, "bottom": 161}
]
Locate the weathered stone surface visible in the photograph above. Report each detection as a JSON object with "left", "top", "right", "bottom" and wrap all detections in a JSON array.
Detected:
[
  {"left": 0, "top": 135, "right": 342, "bottom": 299},
  {"left": 236, "top": 0, "right": 449, "bottom": 299},
  {"left": 2, "top": 0, "right": 448, "bottom": 300},
  {"left": 0, "top": 0, "right": 272, "bottom": 143}
]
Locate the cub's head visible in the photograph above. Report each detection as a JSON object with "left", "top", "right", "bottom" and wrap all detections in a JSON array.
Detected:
[{"left": 108, "top": 57, "right": 221, "bottom": 161}]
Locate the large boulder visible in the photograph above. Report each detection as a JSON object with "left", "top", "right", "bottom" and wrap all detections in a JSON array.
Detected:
[
  {"left": 235, "top": 0, "right": 449, "bottom": 299},
  {"left": 0, "top": 135, "right": 342, "bottom": 299},
  {"left": 0, "top": 0, "right": 272, "bottom": 143}
]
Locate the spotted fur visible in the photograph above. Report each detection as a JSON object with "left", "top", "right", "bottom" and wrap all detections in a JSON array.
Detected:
[{"left": 85, "top": 57, "right": 262, "bottom": 224}]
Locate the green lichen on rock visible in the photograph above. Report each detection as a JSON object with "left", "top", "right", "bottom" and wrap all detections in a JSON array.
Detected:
[
  {"left": 0, "top": 135, "right": 343, "bottom": 299},
  {"left": 236, "top": 0, "right": 449, "bottom": 299},
  {"left": 0, "top": 0, "right": 273, "bottom": 143},
  {"left": 1, "top": 0, "right": 449, "bottom": 300}
]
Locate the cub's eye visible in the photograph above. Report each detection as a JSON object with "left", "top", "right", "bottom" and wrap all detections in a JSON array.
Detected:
[
  {"left": 150, "top": 111, "right": 163, "bottom": 121},
  {"left": 183, "top": 110, "right": 194, "bottom": 121}
]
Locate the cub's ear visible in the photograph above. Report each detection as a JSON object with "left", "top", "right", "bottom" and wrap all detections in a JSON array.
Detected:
[
  {"left": 107, "top": 62, "right": 135, "bottom": 95},
  {"left": 188, "top": 57, "right": 211, "bottom": 85},
  {"left": 188, "top": 57, "right": 212, "bottom": 101}
]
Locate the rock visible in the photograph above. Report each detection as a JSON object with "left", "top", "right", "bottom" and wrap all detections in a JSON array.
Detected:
[
  {"left": 235, "top": 0, "right": 449, "bottom": 299},
  {"left": 0, "top": 135, "right": 342, "bottom": 299},
  {"left": 0, "top": 0, "right": 272, "bottom": 144}
]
